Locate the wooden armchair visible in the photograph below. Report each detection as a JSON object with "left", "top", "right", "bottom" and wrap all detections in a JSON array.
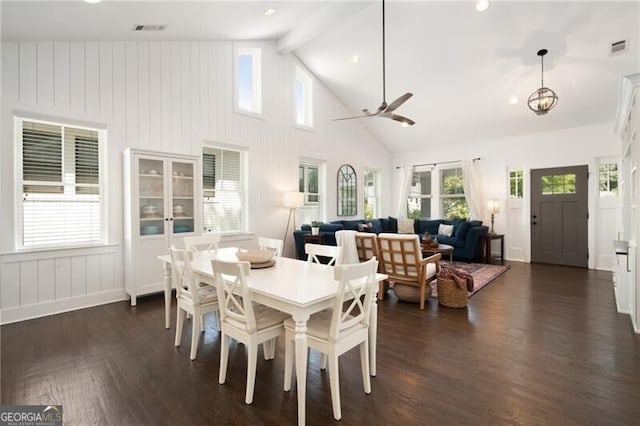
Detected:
[
  {"left": 375, "top": 233, "right": 441, "bottom": 310},
  {"left": 355, "top": 232, "right": 378, "bottom": 262}
]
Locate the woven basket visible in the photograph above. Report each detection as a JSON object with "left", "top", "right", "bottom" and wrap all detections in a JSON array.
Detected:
[{"left": 437, "top": 277, "right": 467, "bottom": 308}]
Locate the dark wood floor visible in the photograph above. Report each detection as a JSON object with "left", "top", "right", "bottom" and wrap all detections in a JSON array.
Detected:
[{"left": 2, "top": 262, "right": 640, "bottom": 425}]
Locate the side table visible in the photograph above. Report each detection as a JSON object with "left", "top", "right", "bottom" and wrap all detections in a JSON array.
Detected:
[
  {"left": 481, "top": 234, "right": 504, "bottom": 264},
  {"left": 303, "top": 233, "right": 324, "bottom": 245}
]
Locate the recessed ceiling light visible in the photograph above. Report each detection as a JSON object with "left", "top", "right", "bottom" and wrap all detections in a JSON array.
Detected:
[
  {"left": 475, "top": 0, "right": 490, "bottom": 12},
  {"left": 264, "top": 8, "right": 276, "bottom": 16},
  {"left": 509, "top": 96, "right": 519, "bottom": 105},
  {"left": 84, "top": 0, "right": 102, "bottom": 3},
  {"left": 349, "top": 55, "right": 359, "bottom": 64}
]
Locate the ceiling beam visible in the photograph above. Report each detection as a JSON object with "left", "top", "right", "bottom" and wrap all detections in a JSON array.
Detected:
[{"left": 276, "top": 2, "right": 369, "bottom": 54}]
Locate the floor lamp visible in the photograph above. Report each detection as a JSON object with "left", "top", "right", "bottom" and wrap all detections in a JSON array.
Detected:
[{"left": 282, "top": 192, "right": 304, "bottom": 254}]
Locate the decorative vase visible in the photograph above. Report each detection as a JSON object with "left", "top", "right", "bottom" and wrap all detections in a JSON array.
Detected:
[{"left": 311, "top": 227, "right": 319, "bottom": 236}]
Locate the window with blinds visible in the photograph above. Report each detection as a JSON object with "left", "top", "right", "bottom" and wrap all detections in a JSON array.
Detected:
[
  {"left": 202, "top": 146, "right": 246, "bottom": 233},
  {"left": 298, "top": 160, "right": 323, "bottom": 225},
  {"left": 18, "top": 118, "right": 103, "bottom": 249}
]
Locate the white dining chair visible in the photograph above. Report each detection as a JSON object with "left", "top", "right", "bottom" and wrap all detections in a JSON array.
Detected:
[
  {"left": 212, "top": 259, "right": 289, "bottom": 404},
  {"left": 283, "top": 257, "right": 379, "bottom": 420},
  {"left": 305, "top": 243, "right": 343, "bottom": 266},
  {"left": 184, "top": 233, "right": 221, "bottom": 252},
  {"left": 169, "top": 246, "right": 219, "bottom": 360},
  {"left": 258, "top": 236, "right": 283, "bottom": 258}
]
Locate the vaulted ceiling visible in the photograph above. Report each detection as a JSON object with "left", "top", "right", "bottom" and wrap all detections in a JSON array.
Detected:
[{"left": 2, "top": 1, "right": 639, "bottom": 152}]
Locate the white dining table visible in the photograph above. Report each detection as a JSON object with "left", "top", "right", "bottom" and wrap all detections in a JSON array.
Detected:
[{"left": 158, "top": 247, "right": 387, "bottom": 426}]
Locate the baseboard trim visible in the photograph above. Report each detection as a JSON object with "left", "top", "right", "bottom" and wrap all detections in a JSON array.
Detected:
[{"left": 0, "top": 290, "right": 126, "bottom": 325}]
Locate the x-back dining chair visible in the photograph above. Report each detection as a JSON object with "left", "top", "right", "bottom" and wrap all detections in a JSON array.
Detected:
[
  {"left": 184, "top": 233, "right": 221, "bottom": 252},
  {"left": 169, "top": 246, "right": 219, "bottom": 360},
  {"left": 258, "top": 236, "right": 283, "bottom": 258},
  {"left": 212, "top": 259, "right": 289, "bottom": 405},
  {"left": 283, "top": 257, "right": 379, "bottom": 421},
  {"left": 305, "top": 243, "right": 343, "bottom": 266}
]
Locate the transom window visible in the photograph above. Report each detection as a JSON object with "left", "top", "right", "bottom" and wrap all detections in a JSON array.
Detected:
[
  {"left": 202, "top": 146, "right": 247, "bottom": 233},
  {"left": 17, "top": 117, "right": 104, "bottom": 249},
  {"left": 235, "top": 46, "right": 262, "bottom": 115},
  {"left": 294, "top": 65, "right": 313, "bottom": 128}
]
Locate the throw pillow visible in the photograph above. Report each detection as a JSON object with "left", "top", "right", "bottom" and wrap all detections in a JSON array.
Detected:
[
  {"left": 438, "top": 223, "right": 454, "bottom": 236},
  {"left": 357, "top": 222, "right": 373, "bottom": 232},
  {"left": 398, "top": 219, "right": 415, "bottom": 234}
]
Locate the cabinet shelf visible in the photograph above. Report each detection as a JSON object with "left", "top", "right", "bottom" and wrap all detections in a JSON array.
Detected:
[
  {"left": 139, "top": 173, "right": 164, "bottom": 178},
  {"left": 173, "top": 216, "right": 194, "bottom": 220},
  {"left": 140, "top": 195, "right": 163, "bottom": 199}
]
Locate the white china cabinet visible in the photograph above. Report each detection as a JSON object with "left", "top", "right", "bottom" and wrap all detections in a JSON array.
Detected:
[{"left": 123, "top": 148, "right": 201, "bottom": 305}]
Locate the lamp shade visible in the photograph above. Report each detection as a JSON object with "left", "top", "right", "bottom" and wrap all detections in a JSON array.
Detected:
[
  {"left": 487, "top": 199, "right": 500, "bottom": 214},
  {"left": 283, "top": 191, "right": 304, "bottom": 208}
]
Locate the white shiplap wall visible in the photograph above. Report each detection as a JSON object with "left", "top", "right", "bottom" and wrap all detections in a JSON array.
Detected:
[{"left": 0, "top": 40, "right": 390, "bottom": 324}]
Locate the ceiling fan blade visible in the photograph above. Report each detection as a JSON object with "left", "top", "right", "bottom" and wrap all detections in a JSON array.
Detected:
[
  {"left": 333, "top": 112, "right": 377, "bottom": 122},
  {"left": 389, "top": 113, "right": 415, "bottom": 126},
  {"left": 385, "top": 92, "right": 413, "bottom": 113}
]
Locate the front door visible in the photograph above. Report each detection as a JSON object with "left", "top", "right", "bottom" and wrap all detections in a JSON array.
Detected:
[{"left": 530, "top": 165, "right": 588, "bottom": 267}]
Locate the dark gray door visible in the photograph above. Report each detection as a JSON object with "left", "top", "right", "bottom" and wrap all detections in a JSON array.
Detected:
[{"left": 530, "top": 165, "right": 588, "bottom": 267}]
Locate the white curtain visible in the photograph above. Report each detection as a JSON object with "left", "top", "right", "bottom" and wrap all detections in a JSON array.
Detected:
[
  {"left": 462, "top": 159, "right": 484, "bottom": 220},
  {"left": 396, "top": 166, "right": 414, "bottom": 218}
]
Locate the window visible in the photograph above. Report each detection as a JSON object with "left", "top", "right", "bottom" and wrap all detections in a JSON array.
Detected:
[
  {"left": 541, "top": 173, "right": 576, "bottom": 195},
  {"left": 294, "top": 65, "right": 313, "bottom": 128},
  {"left": 17, "top": 118, "right": 103, "bottom": 249},
  {"left": 363, "top": 169, "right": 380, "bottom": 219},
  {"left": 299, "top": 160, "right": 323, "bottom": 224},
  {"left": 599, "top": 163, "right": 618, "bottom": 196},
  {"left": 235, "top": 47, "right": 262, "bottom": 115},
  {"left": 407, "top": 168, "right": 432, "bottom": 219},
  {"left": 202, "top": 146, "right": 247, "bottom": 233},
  {"left": 509, "top": 170, "right": 524, "bottom": 199},
  {"left": 440, "top": 167, "right": 469, "bottom": 219}
]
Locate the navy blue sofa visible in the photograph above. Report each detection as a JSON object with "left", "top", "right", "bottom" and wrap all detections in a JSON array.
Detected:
[{"left": 293, "top": 217, "right": 488, "bottom": 262}]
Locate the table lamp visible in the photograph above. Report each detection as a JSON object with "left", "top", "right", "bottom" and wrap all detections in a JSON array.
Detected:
[
  {"left": 282, "top": 191, "right": 304, "bottom": 252},
  {"left": 487, "top": 199, "right": 499, "bottom": 235}
]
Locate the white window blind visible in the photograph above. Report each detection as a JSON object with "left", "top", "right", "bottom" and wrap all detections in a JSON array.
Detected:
[
  {"left": 19, "top": 119, "right": 103, "bottom": 248},
  {"left": 203, "top": 146, "right": 246, "bottom": 233}
]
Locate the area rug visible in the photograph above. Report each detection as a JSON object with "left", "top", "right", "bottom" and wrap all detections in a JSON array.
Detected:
[{"left": 430, "top": 261, "right": 510, "bottom": 298}]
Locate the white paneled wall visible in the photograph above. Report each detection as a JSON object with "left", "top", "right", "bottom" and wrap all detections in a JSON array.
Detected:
[{"left": 0, "top": 40, "right": 390, "bottom": 324}]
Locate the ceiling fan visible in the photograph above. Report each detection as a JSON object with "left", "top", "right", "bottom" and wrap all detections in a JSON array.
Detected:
[{"left": 334, "top": 0, "right": 415, "bottom": 126}]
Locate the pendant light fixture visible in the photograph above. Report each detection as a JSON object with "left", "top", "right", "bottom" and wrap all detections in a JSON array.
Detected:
[{"left": 527, "top": 49, "right": 558, "bottom": 115}]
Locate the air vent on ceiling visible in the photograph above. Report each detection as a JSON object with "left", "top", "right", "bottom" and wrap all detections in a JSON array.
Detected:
[
  {"left": 610, "top": 39, "right": 627, "bottom": 55},
  {"left": 132, "top": 24, "right": 167, "bottom": 32}
]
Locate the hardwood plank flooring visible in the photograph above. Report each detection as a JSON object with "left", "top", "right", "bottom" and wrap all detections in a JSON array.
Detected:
[{"left": 2, "top": 262, "right": 640, "bottom": 425}]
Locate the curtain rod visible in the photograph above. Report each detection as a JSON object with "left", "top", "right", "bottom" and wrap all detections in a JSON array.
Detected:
[{"left": 395, "top": 157, "right": 481, "bottom": 169}]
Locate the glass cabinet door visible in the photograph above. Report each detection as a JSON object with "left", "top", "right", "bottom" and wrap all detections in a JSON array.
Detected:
[
  {"left": 138, "top": 158, "right": 165, "bottom": 236},
  {"left": 171, "top": 160, "right": 195, "bottom": 234}
]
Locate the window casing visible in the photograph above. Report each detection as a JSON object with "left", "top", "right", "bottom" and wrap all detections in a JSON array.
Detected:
[
  {"left": 294, "top": 65, "right": 313, "bottom": 128},
  {"left": 17, "top": 117, "right": 104, "bottom": 249},
  {"left": 599, "top": 162, "right": 619, "bottom": 197},
  {"left": 509, "top": 170, "right": 524, "bottom": 199},
  {"left": 298, "top": 160, "right": 323, "bottom": 224},
  {"left": 407, "top": 168, "right": 432, "bottom": 219},
  {"left": 440, "top": 167, "right": 469, "bottom": 219},
  {"left": 235, "top": 47, "right": 262, "bottom": 116},
  {"left": 363, "top": 169, "right": 380, "bottom": 219},
  {"left": 202, "top": 146, "right": 247, "bottom": 234}
]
